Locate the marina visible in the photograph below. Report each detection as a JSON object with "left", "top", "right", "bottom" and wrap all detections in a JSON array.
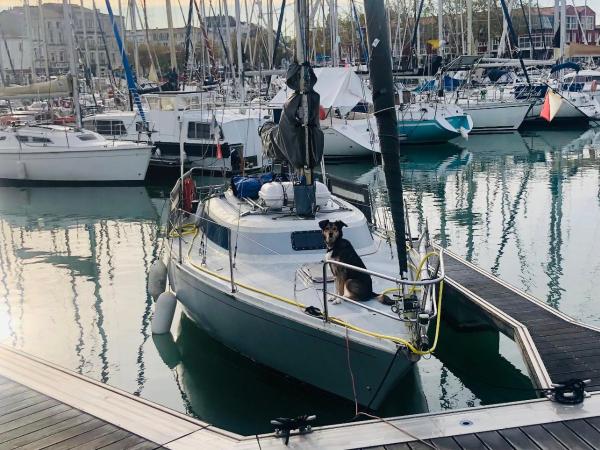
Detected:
[{"left": 4, "top": 0, "right": 600, "bottom": 447}]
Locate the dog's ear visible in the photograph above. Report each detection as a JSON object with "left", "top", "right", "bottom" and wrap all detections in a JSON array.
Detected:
[
  {"left": 335, "top": 221, "right": 348, "bottom": 229},
  {"left": 318, "top": 219, "right": 330, "bottom": 230}
]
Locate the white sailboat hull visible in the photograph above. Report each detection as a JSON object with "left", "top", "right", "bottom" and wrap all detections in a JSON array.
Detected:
[
  {"left": 0, "top": 145, "right": 151, "bottom": 182},
  {"left": 321, "top": 119, "right": 377, "bottom": 157},
  {"left": 169, "top": 259, "right": 412, "bottom": 408},
  {"left": 461, "top": 102, "right": 531, "bottom": 133}
]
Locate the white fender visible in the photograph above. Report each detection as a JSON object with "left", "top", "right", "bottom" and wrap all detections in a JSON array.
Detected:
[
  {"left": 151, "top": 292, "right": 177, "bottom": 334},
  {"left": 16, "top": 161, "right": 27, "bottom": 180},
  {"left": 148, "top": 260, "right": 168, "bottom": 301}
]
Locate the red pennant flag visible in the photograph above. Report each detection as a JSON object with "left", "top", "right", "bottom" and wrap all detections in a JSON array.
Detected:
[
  {"left": 216, "top": 142, "right": 222, "bottom": 160},
  {"left": 540, "top": 90, "right": 563, "bottom": 122}
]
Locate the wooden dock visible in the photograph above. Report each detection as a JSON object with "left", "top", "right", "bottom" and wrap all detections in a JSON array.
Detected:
[
  {"left": 2, "top": 343, "right": 600, "bottom": 449},
  {"left": 440, "top": 248, "right": 600, "bottom": 393}
]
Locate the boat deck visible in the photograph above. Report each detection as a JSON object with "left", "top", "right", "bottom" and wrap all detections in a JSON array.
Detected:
[{"left": 440, "top": 248, "right": 600, "bottom": 392}]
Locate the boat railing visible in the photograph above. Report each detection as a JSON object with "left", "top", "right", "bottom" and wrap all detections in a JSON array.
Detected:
[{"left": 321, "top": 252, "right": 444, "bottom": 323}]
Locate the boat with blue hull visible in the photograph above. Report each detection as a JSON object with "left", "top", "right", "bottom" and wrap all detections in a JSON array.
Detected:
[{"left": 397, "top": 103, "right": 473, "bottom": 144}]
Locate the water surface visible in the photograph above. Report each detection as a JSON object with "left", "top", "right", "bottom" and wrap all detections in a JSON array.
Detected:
[{"left": 3, "top": 128, "right": 595, "bottom": 434}]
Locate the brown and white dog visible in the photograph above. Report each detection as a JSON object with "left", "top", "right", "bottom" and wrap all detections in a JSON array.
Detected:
[{"left": 319, "top": 219, "right": 393, "bottom": 305}]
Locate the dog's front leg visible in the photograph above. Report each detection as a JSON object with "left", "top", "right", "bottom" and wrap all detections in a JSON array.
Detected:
[{"left": 329, "top": 272, "right": 343, "bottom": 304}]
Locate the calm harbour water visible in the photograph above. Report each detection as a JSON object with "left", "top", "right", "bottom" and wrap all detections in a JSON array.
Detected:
[{"left": 1, "top": 127, "right": 598, "bottom": 435}]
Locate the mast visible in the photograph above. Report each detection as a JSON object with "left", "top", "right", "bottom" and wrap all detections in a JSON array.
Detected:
[
  {"left": 467, "top": 0, "right": 473, "bottom": 54},
  {"left": 130, "top": 0, "right": 140, "bottom": 76},
  {"left": 80, "top": 0, "right": 92, "bottom": 89},
  {"left": 437, "top": 0, "right": 443, "bottom": 53},
  {"left": 364, "top": 0, "right": 408, "bottom": 275},
  {"left": 24, "top": 0, "right": 36, "bottom": 83},
  {"left": 166, "top": 0, "right": 178, "bottom": 71},
  {"left": 63, "top": 0, "right": 82, "bottom": 127},
  {"left": 93, "top": 0, "right": 101, "bottom": 76},
  {"left": 560, "top": 0, "right": 566, "bottom": 58},
  {"left": 0, "top": 40, "right": 6, "bottom": 87},
  {"left": 487, "top": 0, "right": 491, "bottom": 55},
  {"left": 234, "top": 0, "right": 245, "bottom": 102},
  {"left": 267, "top": 0, "right": 274, "bottom": 67},
  {"left": 499, "top": 0, "right": 531, "bottom": 84},
  {"left": 38, "top": 0, "right": 50, "bottom": 79}
]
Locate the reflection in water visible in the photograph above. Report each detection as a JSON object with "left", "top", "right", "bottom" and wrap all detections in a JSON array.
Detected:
[
  {"left": 328, "top": 128, "right": 600, "bottom": 325},
  {"left": 2, "top": 132, "right": 589, "bottom": 436}
]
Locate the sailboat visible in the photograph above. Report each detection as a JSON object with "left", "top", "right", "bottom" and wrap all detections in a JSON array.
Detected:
[
  {"left": 159, "top": 0, "right": 445, "bottom": 408},
  {"left": 0, "top": 1, "right": 152, "bottom": 183}
]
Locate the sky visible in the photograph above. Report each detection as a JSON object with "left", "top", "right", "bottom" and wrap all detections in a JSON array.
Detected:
[{"left": 0, "top": 0, "right": 598, "bottom": 30}]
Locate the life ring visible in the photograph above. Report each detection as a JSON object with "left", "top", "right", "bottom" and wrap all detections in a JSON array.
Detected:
[
  {"left": 319, "top": 105, "right": 327, "bottom": 120},
  {"left": 182, "top": 177, "right": 197, "bottom": 212}
]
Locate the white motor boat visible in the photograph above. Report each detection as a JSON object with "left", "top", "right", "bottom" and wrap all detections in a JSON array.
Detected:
[
  {"left": 165, "top": 170, "right": 445, "bottom": 407},
  {"left": 0, "top": 125, "right": 152, "bottom": 182},
  {"left": 85, "top": 92, "right": 270, "bottom": 173}
]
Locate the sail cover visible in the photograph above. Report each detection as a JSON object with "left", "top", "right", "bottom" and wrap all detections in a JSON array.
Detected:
[
  {"left": 260, "top": 63, "right": 324, "bottom": 169},
  {"left": 269, "top": 66, "right": 369, "bottom": 115},
  {"left": 0, "top": 77, "right": 72, "bottom": 100}
]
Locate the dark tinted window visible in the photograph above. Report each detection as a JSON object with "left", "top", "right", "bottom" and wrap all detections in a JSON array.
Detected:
[
  {"left": 188, "top": 122, "right": 212, "bottom": 139},
  {"left": 291, "top": 230, "right": 326, "bottom": 251}
]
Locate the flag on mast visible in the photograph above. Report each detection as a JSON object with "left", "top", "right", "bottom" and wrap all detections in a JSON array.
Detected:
[
  {"left": 540, "top": 89, "right": 563, "bottom": 122},
  {"left": 211, "top": 114, "right": 222, "bottom": 160}
]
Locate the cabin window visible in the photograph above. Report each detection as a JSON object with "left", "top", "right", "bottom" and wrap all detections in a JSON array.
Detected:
[
  {"left": 91, "top": 120, "right": 127, "bottom": 136},
  {"left": 291, "top": 230, "right": 327, "bottom": 251},
  {"left": 77, "top": 134, "right": 97, "bottom": 141},
  {"left": 188, "top": 122, "right": 212, "bottom": 140},
  {"left": 31, "top": 137, "right": 52, "bottom": 143},
  {"left": 0, "top": 136, "right": 6, "bottom": 141},
  {"left": 145, "top": 97, "right": 160, "bottom": 110},
  {"left": 159, "top": 97, "right": 176, "bottom": 111},
  {"left": 16, "top": 135, "right": 52, "bottom": 144}
]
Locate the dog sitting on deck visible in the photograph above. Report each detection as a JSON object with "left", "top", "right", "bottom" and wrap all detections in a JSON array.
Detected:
[{"left": 319, "top": 219, "right": 393, "bottom": 305}]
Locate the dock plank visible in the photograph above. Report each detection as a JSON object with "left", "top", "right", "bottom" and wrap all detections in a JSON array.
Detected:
[
  {"left": 543, "top": 422, "right": 594, "bottom": 449},
  {"left": 0, "top": 398, "right": 60, "bottom": 426},
  {"left": 563, "top": 419, "right": 600, "bottom": 448},
  {"left": 520, "top": 424, "right": 568, "bottom": 450},
  {"left": 43, "top": 423, "right": 118, "bottom": 449},
  {"left": 452, "top": 433, "right": 488, "bottom": 450},
  {"left": 17, "top": 417, "right": 106, "bottom": 449},
  {"left": 476, "top": 429, "right": 517, "bottom": 448},
  {"left": 0, "top": 403, "right": 70, "bottom": 434},
  {"left": 498, "top": 427, "right": 539, "bottom": 449},
  {"left": 443, "top": 252, "right": 600, "bottom": 391},
  {"left": 75, "top": 429, "right": 134, "bottom": 450},
  {"left": 0, "top": 377, "right": 162, "bottom": 450}
]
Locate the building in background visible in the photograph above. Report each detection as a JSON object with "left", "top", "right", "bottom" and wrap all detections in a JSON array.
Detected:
[{"left": 0, "top": 3, "right": 122, "bottom": 84}]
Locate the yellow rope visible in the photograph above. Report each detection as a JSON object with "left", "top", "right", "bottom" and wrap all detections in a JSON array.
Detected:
[{"left": 178, "top": 227, "right": 444, "bottom": 355}]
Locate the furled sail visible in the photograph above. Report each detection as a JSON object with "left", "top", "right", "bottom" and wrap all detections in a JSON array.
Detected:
[
  {"left": 0, "top": 76, "right": 72, "bottom": 100},
  {"left": 260, "top": 62, "right": 324, "bottom": 169}
]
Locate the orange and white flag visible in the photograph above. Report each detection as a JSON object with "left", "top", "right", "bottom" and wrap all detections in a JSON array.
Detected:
[{"left": 540, "top": 89, "right": 563, "bottom": 122}]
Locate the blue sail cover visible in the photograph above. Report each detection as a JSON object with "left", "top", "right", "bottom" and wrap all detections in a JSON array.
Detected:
[{"left": 443, "top": 75, "right": 463, "bottom": 91}]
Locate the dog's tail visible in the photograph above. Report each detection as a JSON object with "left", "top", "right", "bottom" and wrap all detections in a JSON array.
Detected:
[{"left": 373, "top": 292, "right": 395, "bottom": 306}]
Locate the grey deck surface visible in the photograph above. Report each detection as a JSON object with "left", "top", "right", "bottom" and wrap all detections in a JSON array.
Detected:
[
  {"left": 0, "top": 375, "right": 162, "bottom": 450},
  {"left": 444, "top": 252, "right": 600, "bottom": 391},
  {"left": 362, "top": 417, "right": 600, "bottom": 449}
]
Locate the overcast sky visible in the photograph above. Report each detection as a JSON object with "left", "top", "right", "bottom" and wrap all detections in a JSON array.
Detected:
[{"left": 0, "top": 0, "right": 597, "bottom": 30}]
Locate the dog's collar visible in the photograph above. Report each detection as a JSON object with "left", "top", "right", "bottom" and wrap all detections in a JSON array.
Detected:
[{"left": 326, "top": 245, "right": 334, "bottom": 252}]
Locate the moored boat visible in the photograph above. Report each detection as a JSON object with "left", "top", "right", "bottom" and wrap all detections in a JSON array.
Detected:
[{"left": 0, "top": 125, "right": 151, "bottom": 182}]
